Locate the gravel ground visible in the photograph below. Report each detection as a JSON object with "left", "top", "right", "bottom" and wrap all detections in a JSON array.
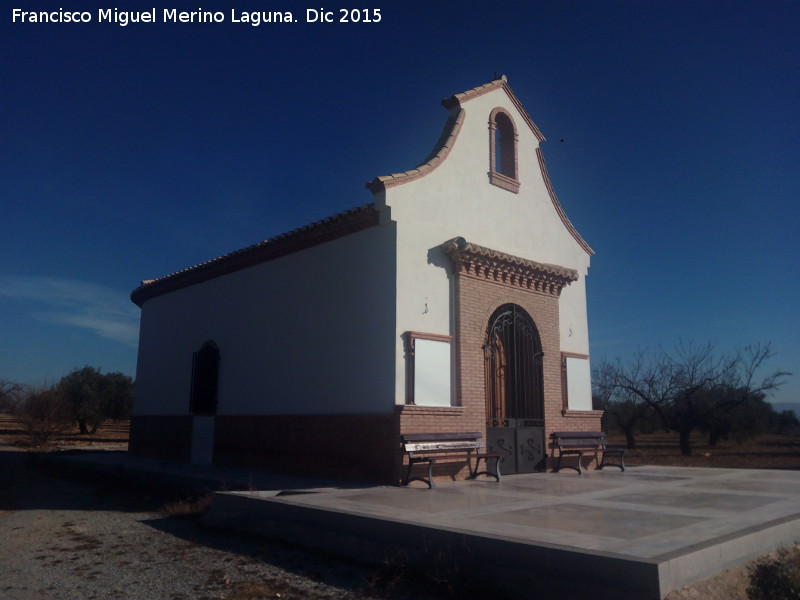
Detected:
[{"left": 0, "top": 442, "right": 442, "bottom": 600}]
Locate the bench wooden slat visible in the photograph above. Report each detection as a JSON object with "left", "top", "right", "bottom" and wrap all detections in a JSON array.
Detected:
[
  {"left": 558, "top": 439, "right": 607, "bottom": 448},
  {"left": 401, "top": 432, "right": 503, "bottom": 488},
  {"left": 405, "top": 441, "right": 483, "bottom": 452},
  {"left": 402, "top": 432, "right": 483, "bottom": 442},
  {"left": 550, "top": 431, "right": 626, "bottom": 474}
]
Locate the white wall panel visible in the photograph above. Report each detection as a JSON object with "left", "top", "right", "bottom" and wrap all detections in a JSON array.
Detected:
[
  {"left": 566, "top": 356, "right": 592, "bottom": 411},
  {"left": 413, "top": 338, "right": 451, "bottom": 406}
]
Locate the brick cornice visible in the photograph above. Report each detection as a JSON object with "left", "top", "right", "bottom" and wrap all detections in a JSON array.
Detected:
[{"left": 441, "top": 237, "right": 578, "bottom": 296}]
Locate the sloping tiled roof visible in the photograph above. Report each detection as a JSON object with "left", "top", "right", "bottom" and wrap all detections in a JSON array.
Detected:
[{"left": 131, "top": 203, "right": 380, "bottom": 306}]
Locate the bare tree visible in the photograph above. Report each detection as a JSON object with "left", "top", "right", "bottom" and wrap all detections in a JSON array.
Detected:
[
  {"left": 595, "top": 342, "right": 790, "bottom": 456},
  {"left": 594, "top": 357, "right": 657, "bottom": 449},
  {"left": 0, "top": 380, "right": 24, "bottom": 413},
  {"left": 14, "top": 387, "right": 73, "bottom": 447}
]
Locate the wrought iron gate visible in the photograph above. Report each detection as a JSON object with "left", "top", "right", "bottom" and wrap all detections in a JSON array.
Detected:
[{"left": 484, "top": 304, "right": 545, "bottom": 473}]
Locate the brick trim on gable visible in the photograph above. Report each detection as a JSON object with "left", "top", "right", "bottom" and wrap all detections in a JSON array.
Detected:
[
  {"left": 365, "top": 110, "right": 466, "bottom": 192},
  {"left": 441, "top": 75, "right": 546, "bottom": 143},
  {"left": 537, "top": 147, "right": 594, "bottom": 256}
]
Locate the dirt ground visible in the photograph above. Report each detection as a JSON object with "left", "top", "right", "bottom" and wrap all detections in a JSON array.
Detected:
[
  {"left": 2, "top": 416, "right": 799, "bottom": 599},
  {"left": 0, "top": 415, "right": 131, "bottom": 450},
  {"left": 0, "top": 417, "right": 442, "bottom": 599}
]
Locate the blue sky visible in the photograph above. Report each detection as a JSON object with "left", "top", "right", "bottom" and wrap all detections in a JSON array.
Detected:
[{"left": 2, "top": 1, "right": 798, "bottom": 403}]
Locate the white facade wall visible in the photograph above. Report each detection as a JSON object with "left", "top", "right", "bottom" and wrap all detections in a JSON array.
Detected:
[
  {"left": 377, "top": 86, "right": 592, "bottom": 407},
  {"left": 134, "top": 223, "right": 397, "bottom": 416}
]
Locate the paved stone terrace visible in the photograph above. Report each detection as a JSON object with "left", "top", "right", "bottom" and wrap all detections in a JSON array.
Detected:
[
  {"left": 206, "top": 466, "right": 800, "bottom": 599},
  {"left": 57, "top": 452, "right": 800, "bottom": 599}
]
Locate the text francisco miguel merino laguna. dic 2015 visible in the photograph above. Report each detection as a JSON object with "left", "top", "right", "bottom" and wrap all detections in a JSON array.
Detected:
[{"left": 11, "top": 7, "right": 383, "bottom": 26}]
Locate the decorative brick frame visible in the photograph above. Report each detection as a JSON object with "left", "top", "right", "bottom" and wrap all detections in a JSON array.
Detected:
[
  {"left": 438, "top": 237, "right": 601, "bottom": 468},
  {"left": 488, "top": 107, "right": 520, "bottom": 193}
]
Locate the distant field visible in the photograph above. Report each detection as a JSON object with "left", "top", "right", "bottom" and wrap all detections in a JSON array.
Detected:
[
  {"left": 608, "top": 431, "right": 800, "bottom": 470},
  {"left": 0, "top": 414, "right": 129, "bottom": 449},
  {"left": 1, "top": 414, "right": 797, "bottom": 471}
]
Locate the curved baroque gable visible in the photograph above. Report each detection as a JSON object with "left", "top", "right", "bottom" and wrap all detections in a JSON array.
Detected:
[{"left": 366, "top": 76, "right": 593, "bottom": 256}]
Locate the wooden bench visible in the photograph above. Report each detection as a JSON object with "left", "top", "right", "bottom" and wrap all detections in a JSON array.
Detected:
[
  {"left": 550, "top": 431, "right": 626, "bottom": 474},
  {"left": 401, "top": 432, "right": 504, "bottom": 489}
]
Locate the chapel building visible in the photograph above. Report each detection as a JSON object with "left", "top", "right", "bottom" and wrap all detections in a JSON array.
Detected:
[{"left": 129, "top": 76, "right": 602, "bottom": 483}]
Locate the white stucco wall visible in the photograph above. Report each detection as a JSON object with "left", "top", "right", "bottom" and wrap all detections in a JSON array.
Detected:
[
  {"left": 377, "top": 85, "right": 593, "bottom": 407},
  {"left": 134, "top": 223, "right": 397, "bottom": 416}
]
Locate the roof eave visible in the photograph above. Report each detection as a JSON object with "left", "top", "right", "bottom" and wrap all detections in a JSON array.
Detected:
[{"left": 131, "top": 203, "right": 380, "bottom": 307}]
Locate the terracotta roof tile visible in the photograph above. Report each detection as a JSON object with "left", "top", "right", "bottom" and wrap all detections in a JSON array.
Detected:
[{"left": 131, "top": 203, "right": 380, "bottom": 306}]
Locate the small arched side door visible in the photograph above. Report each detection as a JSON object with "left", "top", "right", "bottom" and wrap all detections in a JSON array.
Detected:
[
  {"left": 190, "top": 341, "right": 220, "bottom": 415},
  {"left": 189, "top": 341, "right": 219, "bottom": 466}
]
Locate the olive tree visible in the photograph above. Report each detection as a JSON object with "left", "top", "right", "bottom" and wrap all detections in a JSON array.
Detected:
[{"left": 57, "top": 367, "right": 134, "bottom": 434}]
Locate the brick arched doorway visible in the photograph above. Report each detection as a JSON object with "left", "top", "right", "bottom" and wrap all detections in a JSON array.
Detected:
[{"left": 484, "top": 304, "right": 546, "bottom": 473}]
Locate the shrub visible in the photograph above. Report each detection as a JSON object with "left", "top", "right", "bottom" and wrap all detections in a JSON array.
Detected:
[
  {"left": 162, "top": 494, "right": 212, "bottom": 518},
  {"left": 14, "top": 388, "right": 73, "bottom": 446},
  {"left": 747, "top": 547, "right": 800, "bottom": 600}
]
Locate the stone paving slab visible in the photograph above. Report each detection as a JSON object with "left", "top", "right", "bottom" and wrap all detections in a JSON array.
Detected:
[{"left": 206, "top": 466, "right": 800, "bottom": 599}]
